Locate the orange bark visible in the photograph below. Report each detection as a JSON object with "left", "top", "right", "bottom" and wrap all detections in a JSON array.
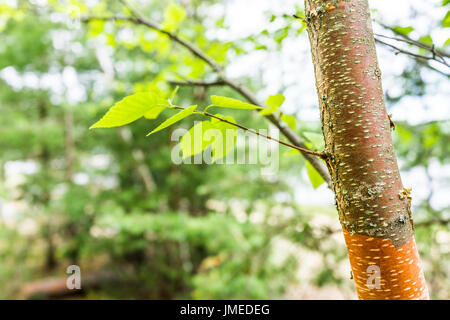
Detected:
[{"left": 343, "top": 229, "right": 428, "bottom": 299}]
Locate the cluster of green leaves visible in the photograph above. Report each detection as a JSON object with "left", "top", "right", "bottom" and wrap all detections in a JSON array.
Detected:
[
  {"left": 90, "top": 90, "right": 265, "bottom": 163},
  {"left": 90, "top": 89, "right": 327, "bottom": 188}
]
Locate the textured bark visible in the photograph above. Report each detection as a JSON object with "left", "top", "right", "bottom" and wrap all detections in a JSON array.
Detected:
[{"left": 304, "top": 0, "right": 428, "bottom": 299}]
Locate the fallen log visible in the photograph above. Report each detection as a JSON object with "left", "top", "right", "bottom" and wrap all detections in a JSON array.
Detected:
[{"left": 18, "top": 271, "right": 119, "bottom": 299}]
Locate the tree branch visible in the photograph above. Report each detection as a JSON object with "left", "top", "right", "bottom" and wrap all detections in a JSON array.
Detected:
[
  {"left": 168, "top": 79, "right": 226, "bottom": 87},
  {"left": 373, "top": 23, "right": 450, "bottom": 75},
  {"left": 81, "top": 7, "right": 333, "bottom": 187},
  {"left": 171, "top": 105, "right": 326, "bottom": 158},
  {"left": 378, "top": 23, "right": 450, "bottom": 59},
  {"left": 374, "top": 35, "right": 450, "bottom": 70},
  {"left": 375, "top": 37, "right": 450, "bottom": 70},
  {"left": 415, "top": 217, "right": 450, "bottom": 228}
]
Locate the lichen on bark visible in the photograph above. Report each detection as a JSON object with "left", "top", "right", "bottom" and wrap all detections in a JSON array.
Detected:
[{"left": 304, "top": 0, "right": 413, "bottom": 247}]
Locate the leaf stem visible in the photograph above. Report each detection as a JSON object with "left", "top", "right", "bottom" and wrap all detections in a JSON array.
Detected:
[{"left": 172, "top": 106, "right": 325, "bottom": 158}]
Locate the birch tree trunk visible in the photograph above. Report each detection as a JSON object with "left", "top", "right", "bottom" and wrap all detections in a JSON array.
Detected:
[{"left": 304, "top": 0, "right": 429, "bottom": 299}]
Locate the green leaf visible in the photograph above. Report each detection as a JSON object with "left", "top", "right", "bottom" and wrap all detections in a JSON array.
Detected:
[
  {"left": 87, "top": 20, "right": 104, "bottom": 38},
  {"left": 162, "top": 2, "right": 186, "bottom": 32},
  {"left": 143, "top": 106, "right": 165, "bottom": 119},
  {"left": 169, "top": 86, "right": 179, "bottom": 104},
  {"left": 265, "top": 94, "right": 285, "bottom": 108},
  {"left": 305, "top": 162, "right": 325, "bottom": 189},
  {"left": 259, "top": 107, "right": 278, "bottom": 116},
  {"left": 260, "top": 94, "right": 284, "bottom": 115},
  {"left": 303, "top": 131, "right": 325, "bottom": 150},
  {"left": 180, "top": 120, "right": 212, "bottom": 158},
  {"left": 106, "top": 33, "right": 117, "bottom": 47},
  {"left": 393, "top": 26, "right": 414, "bottom": 36},
  {"left": 274, "top": 26, "right": 289, "bottom": 43},
  {"left": 209, "top": 115, "right": 238, "bottom": 162},
  {"left": 396, "top": 125, "right": 412, "bottom": 143},
  {"left": 209, "top": 95, "right": 262, "bottom": 111},
  {"left": 206, "top": 42, "right": 231, "bottom": 64},
  {"left": 419, "top": 35, "right": 433, "bottom": 46},
  {"left": 281, "top": 114, "right": 296, "bottom": 131},
  {"left": 444, "top": 0, "right": 450, "bottom": 6},
  {"left": 147, "top": 105, "right": 197, "bottom": 136},
  {"left": 179, "top": 115, "right": 238, "bottom": 162},
  {"left": 442, "top": 11, "right": 450, "bottom": 27},
  {"left": 444, "top": 38, "right": 450, "bottom": 47},
  {"left": 90, "top": 92, "right": 169, "bottom": 129}
]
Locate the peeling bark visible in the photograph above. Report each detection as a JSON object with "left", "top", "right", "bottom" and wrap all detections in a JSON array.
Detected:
[{"left": 304, "top": 0, "right": 428, "bottom": 299}]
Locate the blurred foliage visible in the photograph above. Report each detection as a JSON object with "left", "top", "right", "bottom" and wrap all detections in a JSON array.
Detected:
[{"left": 0, "top": 0, "right": 448, "bottom": 299}]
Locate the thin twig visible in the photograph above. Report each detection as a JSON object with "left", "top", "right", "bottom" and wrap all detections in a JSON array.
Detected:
[
  {"left": 168, "top": 79, "right": 227, "bottom": 87},
  {"left": 375, "top": 34, "right": 450, "bottom": 68},
  {"left": 375, "top": 38, "right": 439, "bottom": 62},
  {"left": 378, "top": 23, "right": 450, "bottom": 59},
  {"left": 171, "top": 105, "right": 325, "bottom": 158}
]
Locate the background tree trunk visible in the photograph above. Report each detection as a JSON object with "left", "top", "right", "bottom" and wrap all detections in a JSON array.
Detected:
[{"left": 304, "top": 0, "right": 429, "bottom": 299}]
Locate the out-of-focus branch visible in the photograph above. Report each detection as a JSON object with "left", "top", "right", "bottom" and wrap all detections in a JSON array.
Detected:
[
  {"left": 168, "top": 79, "right": 226, "bottom": 87},
  {"left": 118, "top": 128, "right": 156, "bottom": 192},
  {"left": 64, "top": 111, "right": 75, "bottom": 182},
  {"left": 378, "top": 23, "right": 450, "bottom": 59},
  {"left": 415, "top": 218, "right": 450, "bottom": 228},
  {"left": 374, "top": 37, "right": 450, "bottom": 73},
  {"left": 373, "top": 23, "right": 450, "bottom": 75},
  {"left": 81, "top": 5, "right": 333, "bottom": 188},
  {"left": 81, "top": 14, "right": 223, "bottom": 74}
]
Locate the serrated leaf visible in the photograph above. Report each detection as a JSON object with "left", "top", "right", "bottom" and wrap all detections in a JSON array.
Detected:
[
  {"left": 266, "top": 94, "right": 285, "bottom": 108},
  {"left": 281, "top": 114, "right": 296, "bottom": 131},
  {"left": 179, "top": 115, "right": 238, "bottom": 162},
  {"left": 209, "top": 115, "right": 238, "bottom": 162},
  {"left": 90, "top": 92, "right": 169, "bottom": 129},
  {"left": 210, "top": 95, "right": 262, "bottom": 110},
  {"left": 147, "top": 105, "right": 197, "bottom": 136},
  {"left": 143, "top": 106, "right": 165, "bottom": 119},
  {"left": 180, "top": 120, "right": 212, "bottom": 158},
  {"left": 305, "top": 162, "right": 325, "bottom": 189}
]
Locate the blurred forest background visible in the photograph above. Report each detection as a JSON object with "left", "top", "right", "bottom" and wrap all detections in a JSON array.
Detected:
[{"left": 0, "top": 0, "right": 449, "bottom": 299}]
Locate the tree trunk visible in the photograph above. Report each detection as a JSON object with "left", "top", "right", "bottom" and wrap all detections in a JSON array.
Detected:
[
  {"left": 304, "top": 0, "right": 428, "bottom": 299},
  {"left": 38, "top": 101, "right": 56, "bottom": 271}
]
